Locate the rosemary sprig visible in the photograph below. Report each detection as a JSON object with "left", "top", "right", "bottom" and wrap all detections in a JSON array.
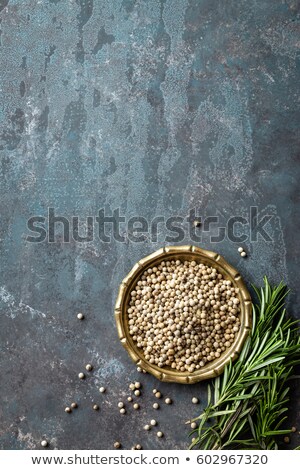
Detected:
[{"left": 190, "top": 277, "right": 300, "bottom": 450}]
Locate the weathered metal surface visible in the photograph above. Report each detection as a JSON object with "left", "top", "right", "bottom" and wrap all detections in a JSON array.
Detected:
[{"left": 0, "top": 0, "right": 299, "bottom": 450}]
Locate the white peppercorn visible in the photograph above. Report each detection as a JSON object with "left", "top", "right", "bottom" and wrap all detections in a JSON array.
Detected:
[
  {"left": 127, "top": 259, "right": 241, "bottom": 371},
  {"left": 157, "top": 431, "right": 163, "bottom": 438},
  {"left": 153, "top": 403, "right": 159, "bottom": 409}
]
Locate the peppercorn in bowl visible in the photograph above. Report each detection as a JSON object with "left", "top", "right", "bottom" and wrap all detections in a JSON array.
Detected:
[{"left": 115, "top": 246, "right": 252, "bottom": 383}]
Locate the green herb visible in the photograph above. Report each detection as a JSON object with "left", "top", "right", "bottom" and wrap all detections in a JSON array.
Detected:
[{"left": 190, "top": 277, "right": 300, "bottom": 450}]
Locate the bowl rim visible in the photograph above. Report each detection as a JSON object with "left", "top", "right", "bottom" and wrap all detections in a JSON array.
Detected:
[{"left": 115, "top": 245, "right": 252, "bottom": 383}]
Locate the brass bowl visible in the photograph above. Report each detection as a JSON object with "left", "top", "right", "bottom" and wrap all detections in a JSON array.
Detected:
[{"left": 115, "top": 245, "right": 252, "bottom": 384}]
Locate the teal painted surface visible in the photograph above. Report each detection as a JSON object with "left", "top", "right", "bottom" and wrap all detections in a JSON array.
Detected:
[{"left": 0, "top": 0, "right": 299, "bottom": 449}]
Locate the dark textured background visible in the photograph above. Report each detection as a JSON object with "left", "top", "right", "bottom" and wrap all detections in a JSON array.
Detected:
[{"left": 0, "top": 0, "right": 299, "bottom": 450}]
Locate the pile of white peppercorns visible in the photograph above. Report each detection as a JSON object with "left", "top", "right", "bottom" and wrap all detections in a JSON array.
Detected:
[{"left": 127, "top": 259, "right": 241, "bottom": 372}]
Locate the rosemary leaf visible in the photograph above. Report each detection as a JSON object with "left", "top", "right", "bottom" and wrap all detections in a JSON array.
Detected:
[{"left": 190, "top": 278, "right": 300, "bottom": 450}]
